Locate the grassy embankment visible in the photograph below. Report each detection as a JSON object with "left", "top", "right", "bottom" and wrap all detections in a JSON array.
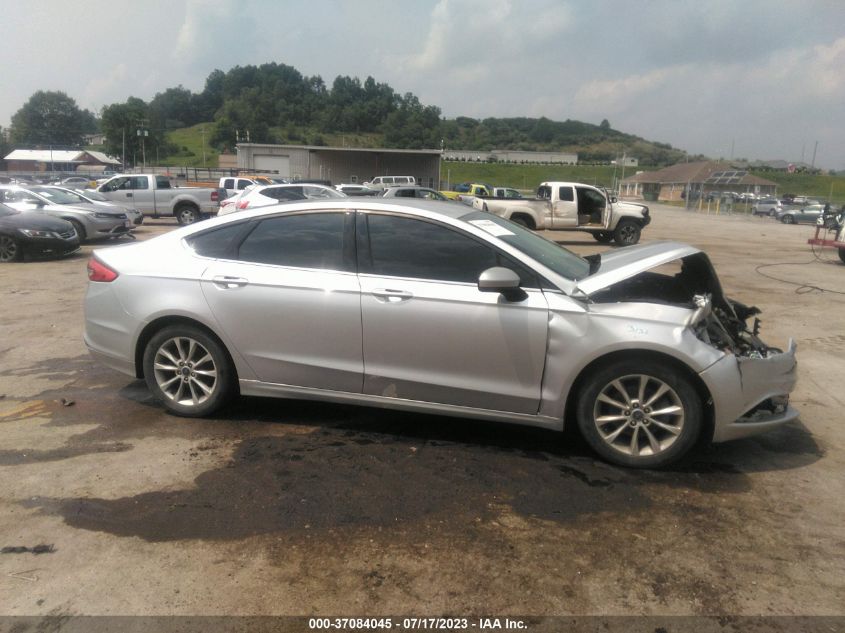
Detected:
[{"left": 159, "top": 124, "right": 845, "bottom": 203}]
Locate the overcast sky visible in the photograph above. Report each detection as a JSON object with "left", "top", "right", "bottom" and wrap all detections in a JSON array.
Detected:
[{"left": 3, "top": 0, "right": 844, "bottom": 168}]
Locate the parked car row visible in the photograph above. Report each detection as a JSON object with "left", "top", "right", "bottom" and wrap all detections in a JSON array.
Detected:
[{"left": 0, "top": 185, "right": 134, "bottom": 244}]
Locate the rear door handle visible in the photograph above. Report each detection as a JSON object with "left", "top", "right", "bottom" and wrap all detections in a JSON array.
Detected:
[
  {"left": 372, "top": 288, "right": 413, "bottom": 303},
  {"left": 212, "top": 275, "right": 249, "bottom": 289},
  {"left": 126, "top": 192, "right": 133, "bottom": 198}
]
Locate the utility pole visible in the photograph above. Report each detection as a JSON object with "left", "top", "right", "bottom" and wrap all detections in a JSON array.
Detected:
[
  {"left": 201, "top": 126, "right": 207, "bottom": 166},
  {"left": 811, "top": 141, "right": 818, "bottom": 170}
]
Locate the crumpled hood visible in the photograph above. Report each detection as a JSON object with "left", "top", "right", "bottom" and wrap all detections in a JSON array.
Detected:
[{"left": 575, "top": 241, "right": 701, "bottom": 296}]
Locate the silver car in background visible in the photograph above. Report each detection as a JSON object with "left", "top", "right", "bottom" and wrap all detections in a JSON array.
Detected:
[
  {"left": 84, "top": 200, "right": 798, "bottom": 468},
  {"left": 38, "top": 186, "right": 144, "bottom": 226},
  {"left": 0, "top": 185, "right": 132, "bottom": 241}
]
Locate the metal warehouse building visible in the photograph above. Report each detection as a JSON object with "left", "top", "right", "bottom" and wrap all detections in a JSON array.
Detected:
[{"left": 236, "top": 143, "right": 442, "bottom": 188}]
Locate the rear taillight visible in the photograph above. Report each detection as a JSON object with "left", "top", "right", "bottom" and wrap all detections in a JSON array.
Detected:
[
  {"left": 237, "top": 200, "right": 250, "bottom": 209},
  {"left": 211, "top": 190, "right": 220, "bottom": 202},
  {"left": 87, "top": 256, "right": 119, "bottom": 282}
]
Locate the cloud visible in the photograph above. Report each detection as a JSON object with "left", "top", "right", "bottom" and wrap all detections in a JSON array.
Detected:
[
  {"left": 81, "top": 64, "right": 130, "bottom": 114},
  {"left": 401, "top": 0, "right": 572, "bottom": 85},
  {"left": 173, "top": 0, "right": 258, "bottom": 71}
]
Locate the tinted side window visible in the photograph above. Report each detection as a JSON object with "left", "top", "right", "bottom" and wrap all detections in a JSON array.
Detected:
[
  {"left": 131, "top": 177, "right": 149, "bottom": 190},
  {"left": 155, "top": 176, "right": 171, "bottom": 189},
  {"left": 223, "top": 178, "right": 234, "bottom": 189},
  {"left": 364, "top": 215, "right": 499, "bottom": 284},
  {"left": 186, "top": 223, "right": 248, "bottom": 258},
  {"left": 559, "top": 186, "right": 574, "bottom": 201},
  {"left": 237, "top": 179, "right": 252, "bottom": 189},
  {"left": 238, "top": 213, "right": 346, "bottom": 270}
]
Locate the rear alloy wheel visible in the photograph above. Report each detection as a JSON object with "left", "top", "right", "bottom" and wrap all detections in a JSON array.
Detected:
[
  {"left": 176, "top": 205, "right": 200, "bottom": 225},
  {"left": 143, "top": 325, "right": 235, "bottom": 417},
  {"left": 613, "top": 220, "right": 641, "bottom": 246},
  {"left": 0, "top": 235, "right": 21, "bottom": 262},
  {"left": 576, "top": 359, "right": 702, "bottom": 468},
  {"left": 593, "top": 231, "right": 613, "bottom": 243}
]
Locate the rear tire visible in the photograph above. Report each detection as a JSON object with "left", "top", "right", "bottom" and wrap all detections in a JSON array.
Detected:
[
  {"left": 510, "top": 215, "right": 534, "bottom": 229},
  {"left": 576, "top": 359, "right": 702, "bottom": 468},
  {"left": 781, "top": 215, "right": 794, "bottom": 224},
  {"left": 613, "top": 220, "right": 641, "bottom": 246},
  {"left": 176, "top": 205, "right": 200, "bottom": 225},
  {"left": 0, "top": 234, "right": 21, "bottom": 262},
  {"left": 593, "top": 231, "right": 613, "bottom": 243},
  {"left": 839, "top": 248, "right": 845, "bottom": 265},
  {"left": 142, "top": 325, "right": 236, "bottom": 417}
]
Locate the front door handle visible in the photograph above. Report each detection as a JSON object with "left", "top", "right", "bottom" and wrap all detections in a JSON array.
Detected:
[
  {"left": 126, "top": 192, "right": 133, "bottom": 198},
  {"left": 212, "top": 275, "right": 249, "bottom": 289},
  {"left": 372, "top": 288, "right": 413, "bottom": 303}
]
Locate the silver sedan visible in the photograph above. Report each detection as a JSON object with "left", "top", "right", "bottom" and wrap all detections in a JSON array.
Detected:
[{"left": 84, "top": 199, "right": 798, "bottom": 468}]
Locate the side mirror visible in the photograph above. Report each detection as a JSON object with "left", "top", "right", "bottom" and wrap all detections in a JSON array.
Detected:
[{"left": 478, "top": 267, "right": 526, "bottom": 301}]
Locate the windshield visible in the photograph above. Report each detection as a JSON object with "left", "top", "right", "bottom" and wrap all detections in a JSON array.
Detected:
[
  {"left": 77, "top": 190, "right": 107, "bottom": 201},
  {"left": 31, "top": 187, "right": 83, "bottom": 205},
  {"left": 461, "top": 211, "right": 591, "bottom": 281}
]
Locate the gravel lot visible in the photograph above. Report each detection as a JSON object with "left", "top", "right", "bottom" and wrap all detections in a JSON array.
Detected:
[{"left": 0, "top": 204, "right": 843, "bottom": 619}]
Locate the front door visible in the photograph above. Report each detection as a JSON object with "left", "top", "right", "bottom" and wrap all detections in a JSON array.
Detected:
[
  {"left": 356, "top": 212, "right": 549, "bottom": 414},
  {"left": 551, "top": 185, "right": 578, "bottom": 228}
]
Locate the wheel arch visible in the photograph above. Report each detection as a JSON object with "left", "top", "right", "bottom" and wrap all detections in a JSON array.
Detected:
[
  {"left": 563, "top": 349, "right": 715, "bottom": 442},
  {"left": 509, "top": 211, "right": 537, "bottom": 229},
  {"left": 134, "top": 315, "right": 238, "bottom": 387}
]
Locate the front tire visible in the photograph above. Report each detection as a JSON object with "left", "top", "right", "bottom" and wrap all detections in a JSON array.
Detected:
[
  {"left": 781, "top": 215, "right": 794, "bottom": 224},
  {"left": 142, "top": 325, "right": 235, "bottom": 417},
  {"left": 0, "top": 235, "right": 21, "bottom": 262},
  {"left": 175, "top": 205, "right": 200, "bottom": 225},
  {"left": 69, "top": 219, "right": 87, "bottom": 241},
  {"left": 576, "top": 359, "right": 702, "bottom": 468},
  {"left": 839, "top": 248, "right": 845, "bottom": 265},
  {"left": 613, "top": 220, "right": 641, "bottom": 246}
]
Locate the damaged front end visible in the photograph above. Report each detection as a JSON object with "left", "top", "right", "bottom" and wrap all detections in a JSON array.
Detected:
[{"left": 580, "top": 244, "right": 799, "bottom": 442}]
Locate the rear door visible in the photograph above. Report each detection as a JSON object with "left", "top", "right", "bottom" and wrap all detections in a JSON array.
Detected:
[
  {"left": 198, "top": 211, "right": 363, "bottom": 392},
  {"left": 356, "top": 212, "right": 549, "bottom": 414}
]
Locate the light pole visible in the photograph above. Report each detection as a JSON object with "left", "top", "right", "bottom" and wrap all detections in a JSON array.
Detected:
[{"left": 137, "top": 127, "right": 148, "bottom": 169}]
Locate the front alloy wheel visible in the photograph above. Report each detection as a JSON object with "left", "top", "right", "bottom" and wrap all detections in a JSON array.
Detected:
[
  {"left": 0, "top": 235, "right": 21, "bottom": 262},
  {"left": 143, "top": 325, "right": 234, "bottom": 416},
  {"left": 577, "top": 360, "right": 701, "bottom": 468},
  {"left": 613, "top": 220, "right": 641, "bottom": 246}
]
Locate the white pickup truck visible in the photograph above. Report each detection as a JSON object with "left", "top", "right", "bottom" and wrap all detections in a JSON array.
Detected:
[
  {"left": 96, "top": 174, "right": 224, "bottom": 224},
  {"left": 474, "top": 181, "right": 651, "bottom": 245}
]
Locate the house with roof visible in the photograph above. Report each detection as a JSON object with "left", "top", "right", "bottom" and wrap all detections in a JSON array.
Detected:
[
  {"left": 4, "top": 149, "right": 121, "bottom": 173},
  {"left": 621, "top": 161, "right": 778, "bottom": 202}
]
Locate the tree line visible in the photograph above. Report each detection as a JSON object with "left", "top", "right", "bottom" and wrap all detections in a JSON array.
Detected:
[{"left": 5, "top": 62, "right": 685, "bottom": 166}]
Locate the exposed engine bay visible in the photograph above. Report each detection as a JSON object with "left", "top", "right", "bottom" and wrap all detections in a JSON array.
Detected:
[{"left": 586, "top": 252, "right": 779, "bottom": 358}]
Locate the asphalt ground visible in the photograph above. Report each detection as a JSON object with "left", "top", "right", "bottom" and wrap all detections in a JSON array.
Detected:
[{"left": 0, "top": 204, "right": 843, "bottom": 622}]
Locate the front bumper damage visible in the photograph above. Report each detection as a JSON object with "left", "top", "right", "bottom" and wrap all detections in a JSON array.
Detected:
[{"left": 701, "top": 338, "right": 799, "bottom": 442}]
